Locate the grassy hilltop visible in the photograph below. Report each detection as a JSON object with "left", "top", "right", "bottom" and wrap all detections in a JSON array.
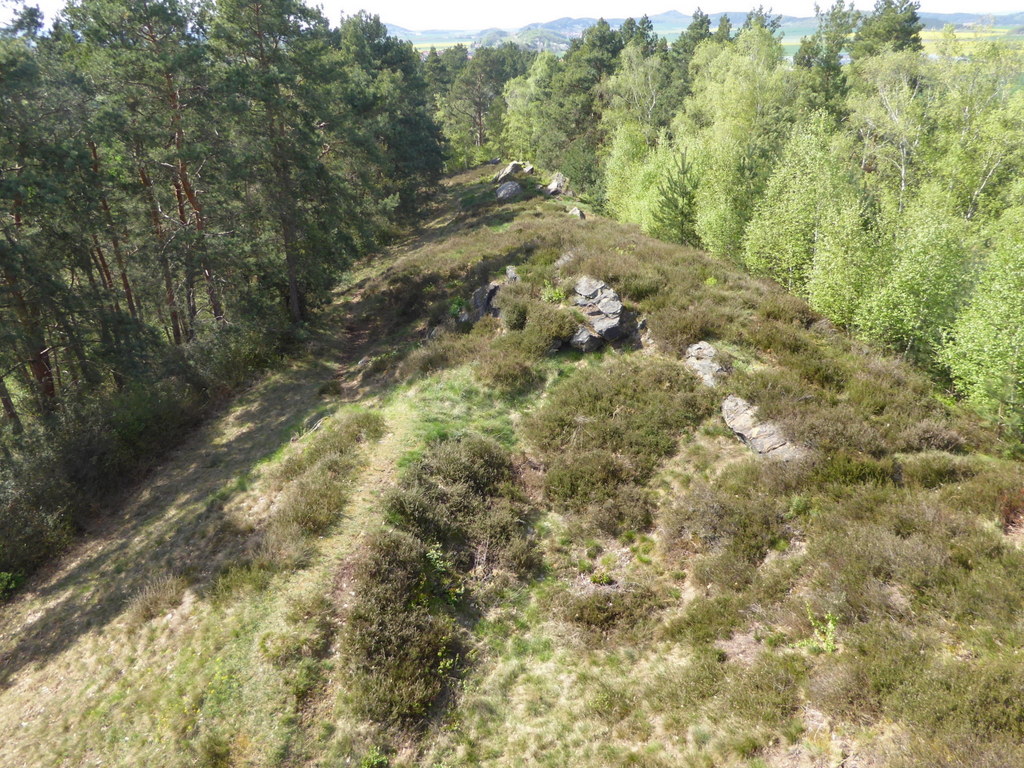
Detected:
[{"left": 2, "top": 167, "right": 1023, "bottom": 767}]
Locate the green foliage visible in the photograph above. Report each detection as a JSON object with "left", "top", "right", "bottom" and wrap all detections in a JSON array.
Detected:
[
  {"left": 539, "top": 281, "right": 567, "bottom": 304},
  {"left": 795, "top": 607, "right": 839, "bottom": 654},
  {"left": 0, "top": 571, "right": 24, "bottom": 601},
  {"left": 743, "top": 113, "right": 870, "bottom": 298},
  {"left": 0, "top": 4, "right": 442, "bottom": 580},
  {"left": 851, "top": 0, "right": 924, "bottom": 61},
  {"left": 857, "top": 183, "right": 973, "bottom": 360},
  {"left": 941, "top": 206, "right": 1024, "bottom": 412}
]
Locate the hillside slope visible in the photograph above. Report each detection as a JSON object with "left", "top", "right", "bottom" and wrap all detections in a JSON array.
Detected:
[{"left": 2, "top": 167, "right": 1023, "bottom": 768}]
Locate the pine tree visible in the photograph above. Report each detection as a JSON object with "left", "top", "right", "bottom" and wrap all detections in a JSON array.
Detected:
[{"left": 851, "top": 0, "right": 923, "bottom": 61}]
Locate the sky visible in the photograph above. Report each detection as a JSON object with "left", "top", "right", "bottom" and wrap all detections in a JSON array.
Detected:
[{"left": 2, "top": 0, "right": 1023, "bottom": 31}]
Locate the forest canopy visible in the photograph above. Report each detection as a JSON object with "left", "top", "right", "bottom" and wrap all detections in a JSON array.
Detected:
[{"left": 0, "top": 0, "right": 442, "bottom": 576}]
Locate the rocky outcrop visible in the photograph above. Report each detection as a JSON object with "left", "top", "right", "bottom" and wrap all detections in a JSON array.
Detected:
[
  {"left": 546, "top": 172, "right": 569, "bottom": 196},
  {"left": 570, "top": 326, "right": 604, "bottom": 352},
  {"left": 721, "top": 395, "right": 808, "bottom": 462},
  {"left": 684, "top": 341, "right": 728, "bottom": 387},
  {"left": 496, "top": 181, "right": 523, "bottom": 202},
  {"left": 460, "top": 281, "right": 503, "bottom": 323},
  {"left": 570, "top": 276, "right": 631, "bottom": 349},
  {"left": 494, "top": 161, "right": 524, "bottom": 184},
  {"left": 567, "top": 206, "right": 585, "bottom": 219}
]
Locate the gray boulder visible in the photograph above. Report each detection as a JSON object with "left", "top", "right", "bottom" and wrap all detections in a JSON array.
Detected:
[
  {"left": 575, "top": 276, "right": 604, "bottom": 299},
  {"left": 546, "top": 172, "right": 569, "bottom": 196},
  {"left": 505, "top": 265, "right": 520, "bottom": 283},
  {"left": 685, "top": 341, "right": 728, "bottom": 387},
  {"left": 592, "top": 314, "right": 626, "bottom": 340},
  {"left": 721, "top": 395, "right": 808, "bottom": 461},
  {"left": 567, "top": 206, "right": 586, "bottom": 219},
  {"left": 494, "top": 161, "right": 523, "bottom": 184},
  {"left": 572, "top": 276, "right": 629, "bottom": 342},
  {"left": 570, "top": 326, "right": 604, "bottom": 352},
  {"left": 460, "top": 281, "right": 503, "bottom": 323},
  {"left": 496, "top": 181, "right": 523, "bottom": 202}
]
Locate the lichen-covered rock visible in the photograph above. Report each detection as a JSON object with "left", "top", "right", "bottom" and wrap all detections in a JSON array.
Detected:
[
  {"left": 721, "top": 395, "right": 808, "bottom": 461},
  {"left": 546, "top": 172, "right": 569, "bottom": 196},
  {"left": 496, "top": 181, "right": 523, "bottom": 202},
  {"left": 685, "top": 341, "right": 728, "bottom": 387},
  {"left": 494, "top": 161, "right": 523, "bottom": 184}
]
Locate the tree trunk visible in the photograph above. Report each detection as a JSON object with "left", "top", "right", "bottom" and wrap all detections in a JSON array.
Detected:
[
  {"left": 89, "top": 142, "right": 138, "bottom": 319},
  {"left": 138, "top": 162, "right": 183, "bottom": 345},
  {"left": 2, "top": 225, "right": 56, "bottom": 410},
  {"left": 0, "top": 376, "right": 22, "bottom": 436}
]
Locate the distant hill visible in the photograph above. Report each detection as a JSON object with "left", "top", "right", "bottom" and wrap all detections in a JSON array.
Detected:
[{"left": 386, "top": 9, "right": 1024, "bottom": 50}]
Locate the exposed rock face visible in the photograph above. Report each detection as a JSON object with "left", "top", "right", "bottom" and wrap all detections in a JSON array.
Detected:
[
  {"left": 570, "top": 325, "right": 603, "bottom": 352},
  {"left": 461, "top": 281, "right": 503, "bottom": 323},
  {"left": 567, "top": 206, "right": 585, "bottom": 219},
  {"left": 721, "top": 395, "right": 808, "bottom": 461},
  {"left": 685, "top": 341, "right": 728, "bottom": 387},
  {"left": 572, "top": 276, "right": 629, "bottom": 344},
  {"left": 523, "top": 163, "right": 535, "bottom": 175},
  {"left": 496, "top": 181, "right": 523, "bottom": 202},
  {"left": 546, "top": 172, "right": 569, "bottom": 196},
  {"left": 494, "top": 161, "right": 523, "bottom": 184}
]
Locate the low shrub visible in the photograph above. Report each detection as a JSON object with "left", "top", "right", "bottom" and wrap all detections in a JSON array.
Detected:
[
  {"left": 544, "top": 450, "right": 630, "bottom": 506},
  {"left": 565, "top": 584, "right": 661, "bottom": 635},
  {"left": 501, "top": 300, "right": 528, "bottom": 331},
  {"left": 647, "top": 300, "right": 724, "bottom": 354},
  {"left": 475, "top": 345, "right": 542, "bottom": 395},
  {"left": 900, "top": 452, "right": 978, "bottom": 489},
  {"left": 398, "top": 333, "right": 480, "bottom": 381},
  {"left": 275, "top": 409, "right": 385, "bottom": 486},
  {"left": 897, "top": 419, "right": 966, "bottom": 454},
  {"left": 128, "top": 573, "right": 189, "bottom": 623},
  {"left": 344, "top": 528, "right": 460, "bottom": 725},
  {"left": 757, "top": 292, "right": 816, "bottom": 327},
  {"left": 743, "top": 318, "right": 811, "bottom": 355},
  {"left": 812, "top": 452, "right": 898, "bottom": 487},
  {"left": 586, "top": 484, "right": 656, "bottom": 535},
  {"left": 998, "top": 487, "right": 1024, "bottom": 533},
  {"left": 383, "top": 435, "right": 534, "bottom": 575},
  {"left": 526, "top": 358, "right": 715, "bottom": 507},
  {"left": 662, "top": 595, "right": 742, "bottom": 645}
]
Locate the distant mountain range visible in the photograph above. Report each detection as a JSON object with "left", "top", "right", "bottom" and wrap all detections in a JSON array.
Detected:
[{"left": 386, "top": 10, "right": 1024, "bottom": 52}]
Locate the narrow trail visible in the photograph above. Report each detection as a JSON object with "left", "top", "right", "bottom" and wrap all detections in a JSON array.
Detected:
[{"left": 0, "top": 223, "right": 448, "bottom": 768}]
